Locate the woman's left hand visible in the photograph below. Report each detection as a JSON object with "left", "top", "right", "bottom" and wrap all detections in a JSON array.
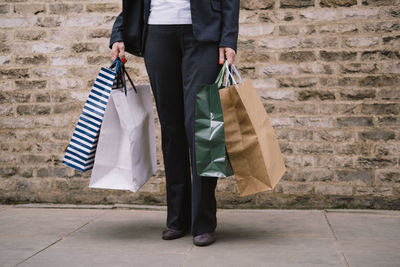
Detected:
[{"left": 219, "top": 47, "right": 236, "bottom": 66}]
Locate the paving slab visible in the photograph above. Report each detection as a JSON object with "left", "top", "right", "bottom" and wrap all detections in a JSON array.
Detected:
[
  {"left": 49, "top": 210, "right": 192, "bottom": 254},
  {"left": 216, "top": 209, "right": 332, "bottom": 239},
  {"left": 326, "top": 211, "right": 400, "bottom": 267},
  {"left": 18, "top": 247, "right": 187, "bottom": 267},
  {"left": 181, "top": 209, "right": 343, "bottom": 267},
  {"left": 183, "top": 237, "right": 343, "bottom": 267},
  {"left": 0, "top": 208, "right": 105, "bottom": 267}
]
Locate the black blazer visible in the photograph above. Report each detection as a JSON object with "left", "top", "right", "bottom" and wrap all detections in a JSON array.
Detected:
[{"left": 109, "top": 0, "right": 240, "bottom": 54}]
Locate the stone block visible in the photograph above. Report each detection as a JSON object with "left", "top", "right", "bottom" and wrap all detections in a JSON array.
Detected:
[
  {"left": 357, "top": 157, "right": 396, "bottom": 168},
  {"left": 376, "top": 116, "right": 399, "bottom": 127},
  {"left": 87, "top": 29, "right": 110, "bottom": 39},
  {"left": 16, "top": 55, "right": 47, "bottom": 65},
  {"left": 361, "top": 50, "right": 400, "bottom": 61},
  {"left": 340, "top": 90, "right": 376, "bottom": 100},
  {"left": 86, "top": 3, "right": 121, "bottom": 13},
  {"left": 363, "top": 21, "right": 400, "bottom": 33},
  {"left": 280, "top": 182, "right": 314, "bottom": 194},
  {"left": 320, "top": 0, "right": 357, "bottom": 7},
  {"left": 300, "top": 9, "right": 338, "bottom": 21},
  {"left": 33, "top": 68, "right": 67, "bottom": 78},
  {"left": 279, "top": 77, "right": 318, "bottom": 88},
  {"left": 279, "top": 25, "right": 300, "bottom": 35},
  {"left": 298, "top": 90, "right": 335, "bottom": 101},
  {"left": 87, "top": 55, "right": 110, "bottom": 65},
  {"left": 32, "top": 43, "right": 65, "bottom": 53},
  {"left": 34, "top": 93, "right": 51, "bottom": 103},
  {"left": 36, "top": 17, "right": 63, "bottom": 27},
  {"left": 0, "top": 4, "right": 10, "bottom": 14},
  {"left": 343, "top": 37, "right": 379, "bottom": 48},
  {"left": 258, "top": 37, "right": 297, "bottom": 49},
  {"left": 314, "top": 184, "right": 353, "bottom": 195},
  {"left": 337, "top": 117, "right": 374, "bottom": 127},
  {"left": 375, "top": 143, "right": 400, "bottom": 157},
  {"left": 281, "top": 0, "right": 314, "bottom": 8},
  {"left": 359, "top": 75, "right": 400, "bottom": 87},
  {"left": 52, "top": 102, "right": 82, "bottom": 114},
  {"left": 15, "top": 30, "right": 46, "bottom": 41},
  {"left": 340, "top": 63, "right": 378, "bottom": 74},
  {"left": 258, "top": 88, "right": 294, "bottom": 100},
  {"left": 0, "top": 167, "right": 17, "bottom": 177},
  {"left": 361, "top": 103, "right": 400, "bottom": 115},
  {"left": 14, "top": 4, "right": 45, "bottom": 15},
  {"left": 280, "top": 51, "right": 316, "bottom": 62},
  {"left": 319, "top": 51, "right": 357, "bottom": 61},
  {"left": 376, "top": 171, "right": 400, "bottom": 184},
  {"left": 382, "top": 35, "right": 400, "bottom": 46},
  {"left": 381, "top": 61, "right": 400, "bottom": 74},
  {"left": 337, "top": 170, "right": 374, "bottom": 185},
  {"left": 240, "top": 0, "right": 274, "bottom": 10},
  {"left": 362, "top": 0, "right": 397, "bottom": 6},
  {"left": 71, "top": 43, "right": 99, "bottom": 53},
  {"left": 50, "top": 80, "right": 82, "bottom": 90},
  {"left": 315, "top": 130, "right": 354, "bottom": 142},
  {"left": 0, "top": 69, "right": 29, "bottom": 79},
  {"left": 16, "top": 105, "right": 51, "bottom": 116},
  {"left": 295, "top": 117, "right": 335, "bottom": 128},
  {"left": 355, "top": 186, "right": 392, "bottom": 196},
  {"left": 65, "top": 16, "right": 103, "bottom": 27},
  {"left": 239, "top": 24, "right": 274, "bottom": 36},
  {"left": 342, "top": 8, "right": 379, "bottom": 19},
  {"left": 49, "top": 4, "right": 84, "bottom": 14},
  {"left": 0, "top": 18, "right": 28, "bottom": 28},
  {"left": 0, "top": 117, "right": 34, "bottom": 129},
  {"left": 358, "top": 130, "right": 395, "bottom": 141},
  {"left": 51, "top": 57, "right": 84, "bottom": 66},
  {"left": 15, "top": 80, "right": 46, "bottom": 90}
]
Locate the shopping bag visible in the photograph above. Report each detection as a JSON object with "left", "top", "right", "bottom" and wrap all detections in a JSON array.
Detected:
[
  {"left": 219, "top": 65, "right": 286, "bottom": 196},
  {"left": 194, "top": 61, "right": 234, "bottom": 178},
  {"left": 89, "top": 83, "right": 157, "bottom": 192},
  {"left": 63, "top": 58, "right": 122, "bottom": 172}
]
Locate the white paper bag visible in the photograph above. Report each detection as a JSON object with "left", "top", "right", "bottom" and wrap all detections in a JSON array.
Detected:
[{"left": 89, "top": 85, "right": 157, "bottom": 192}]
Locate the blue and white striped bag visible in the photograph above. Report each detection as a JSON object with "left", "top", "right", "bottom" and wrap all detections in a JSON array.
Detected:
[{"left": 63, "top": 59, "right": 122, "bottom": 172}]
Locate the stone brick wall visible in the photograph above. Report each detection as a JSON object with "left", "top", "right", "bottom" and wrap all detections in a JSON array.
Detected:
[{"left": 1, "top": 0, "right": 399, "bottom": 209}]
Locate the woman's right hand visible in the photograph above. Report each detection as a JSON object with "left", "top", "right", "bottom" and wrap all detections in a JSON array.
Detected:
[{"left": 111, "top": 41, "right": 126, "bottom": 61}]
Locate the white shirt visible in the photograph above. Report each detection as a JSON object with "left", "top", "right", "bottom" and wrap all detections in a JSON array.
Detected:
[{"left": 148, "top": 0, "right": 192, "bottom": 25}]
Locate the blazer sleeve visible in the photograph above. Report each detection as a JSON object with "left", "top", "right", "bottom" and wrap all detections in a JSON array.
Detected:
[
  {"left": 109, "top": 12, "right": 124, "bottom": 49},
  {"left": 219, "top": 0, "right": 240, "bottom": 52}
]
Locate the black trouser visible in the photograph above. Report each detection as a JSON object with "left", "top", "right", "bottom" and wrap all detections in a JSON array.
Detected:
[{"left": 144, "top": 25, "right": 220, "bottom": 236}]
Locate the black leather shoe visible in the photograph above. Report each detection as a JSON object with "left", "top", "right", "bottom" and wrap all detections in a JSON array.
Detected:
[
  {"left": 162, "top": 227, "right": 186, "bottom": 240},
  {"left": 193, "top": 232, "right": 216, "bottom": 246}
]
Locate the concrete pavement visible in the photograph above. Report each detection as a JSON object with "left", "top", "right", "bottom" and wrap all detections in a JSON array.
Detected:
[{"left": 0, "top": 204, "right": 399, "bottom": 267}]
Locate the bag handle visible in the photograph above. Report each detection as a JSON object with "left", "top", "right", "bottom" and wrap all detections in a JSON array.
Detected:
[
  {"left": 113, "top": 57, "right": 137, "bottom": 96},
  {"left": 224, "top": 64, "right": 243, "bottom": 87},
  {"left": 224, "top": 65, "right": 236, "bottom": 87},
  {"left": 215, "top": 61, "right": 228, "bottom": 88},
  {"left": 230, "top": 64, "right": 243, "bottom": 83},
  {"left": 109, "top": 58, "right": 121, "bottom": 72}
]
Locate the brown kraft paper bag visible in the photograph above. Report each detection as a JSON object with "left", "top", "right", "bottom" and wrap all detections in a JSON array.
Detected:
[{"left": 219, "top": 72, "right": 286, "bottom": 196}]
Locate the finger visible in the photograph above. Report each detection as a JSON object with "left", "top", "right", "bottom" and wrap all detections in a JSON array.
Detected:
[
  {"left": 226, "top": 52, "right": 234, "bottom": 66},
  {"left": 111, "top": 48, "right": 118, "bottom": 61},
  {"left": 219, "top": 47, "right": 225, "bottom": 65},
  {"left": 230, "top": 52, "right": 236, "bottom": 65},
  {"left": 226, "top": 49, "right": 236, "bottom": 66},
  {"left": 119, "top": 44, "right": 126, "bottom": 61}
]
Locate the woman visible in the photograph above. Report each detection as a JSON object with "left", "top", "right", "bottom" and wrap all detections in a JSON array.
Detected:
[{"left": 110, "top": 0, "right": 239, "bottom": 247}]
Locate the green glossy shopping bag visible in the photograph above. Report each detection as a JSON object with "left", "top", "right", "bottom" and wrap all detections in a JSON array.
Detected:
[{"left": 194, "top": 61, "right": 234, "bottom": 177}]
